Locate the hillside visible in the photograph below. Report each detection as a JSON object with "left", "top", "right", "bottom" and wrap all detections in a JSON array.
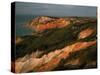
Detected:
[{"left": 12, "top": 16, "right": 97, "bottom": 73}]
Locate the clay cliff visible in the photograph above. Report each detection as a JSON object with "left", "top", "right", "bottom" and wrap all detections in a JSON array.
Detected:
[
  {"left": 12, "top": 16, "right": 97, "bottom": 73},
  {"left": 27, "top": 16, "right": 70, "bottom": 32}
]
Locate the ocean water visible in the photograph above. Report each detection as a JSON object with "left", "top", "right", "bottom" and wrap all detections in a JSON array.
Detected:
[{"left": 15, "top": 15, "right": 37, "bottom": 36}]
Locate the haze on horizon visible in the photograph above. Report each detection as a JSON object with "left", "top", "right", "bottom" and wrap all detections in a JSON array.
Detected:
[{"left": 15, "top": 2, "right": 97, "bottom": 17}]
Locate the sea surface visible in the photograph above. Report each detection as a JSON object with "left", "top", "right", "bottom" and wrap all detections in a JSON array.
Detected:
[{"left": 15, "top": 15, "right": 37, "bottom": 36}]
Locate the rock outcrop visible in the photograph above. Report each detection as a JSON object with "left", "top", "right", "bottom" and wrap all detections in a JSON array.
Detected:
[
  {"left": 27, "top": 16, "right": 70, "bottom": 32},
  {"left": 14, "top": 40, "right": 96, "bottom": 73},
  {"left": 78, "top": 28, "right": 95, "bottom": 39}
]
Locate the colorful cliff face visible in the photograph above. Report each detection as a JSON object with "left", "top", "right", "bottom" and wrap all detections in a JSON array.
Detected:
[
  {"left": 13, "top": 16, "right": 97, "bottom": 73},
  {"left": 27, "top": 16, "right": 70, "bottom": 32}
]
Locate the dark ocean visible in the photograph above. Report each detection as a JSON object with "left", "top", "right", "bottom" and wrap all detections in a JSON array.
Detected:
[{"left": 15, "top": 15, "right": 37, "bottom": 36}]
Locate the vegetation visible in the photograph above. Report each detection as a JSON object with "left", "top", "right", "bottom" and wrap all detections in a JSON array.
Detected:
[{"left": 15, "top": 17, "right": 97, "bottom": 59}]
